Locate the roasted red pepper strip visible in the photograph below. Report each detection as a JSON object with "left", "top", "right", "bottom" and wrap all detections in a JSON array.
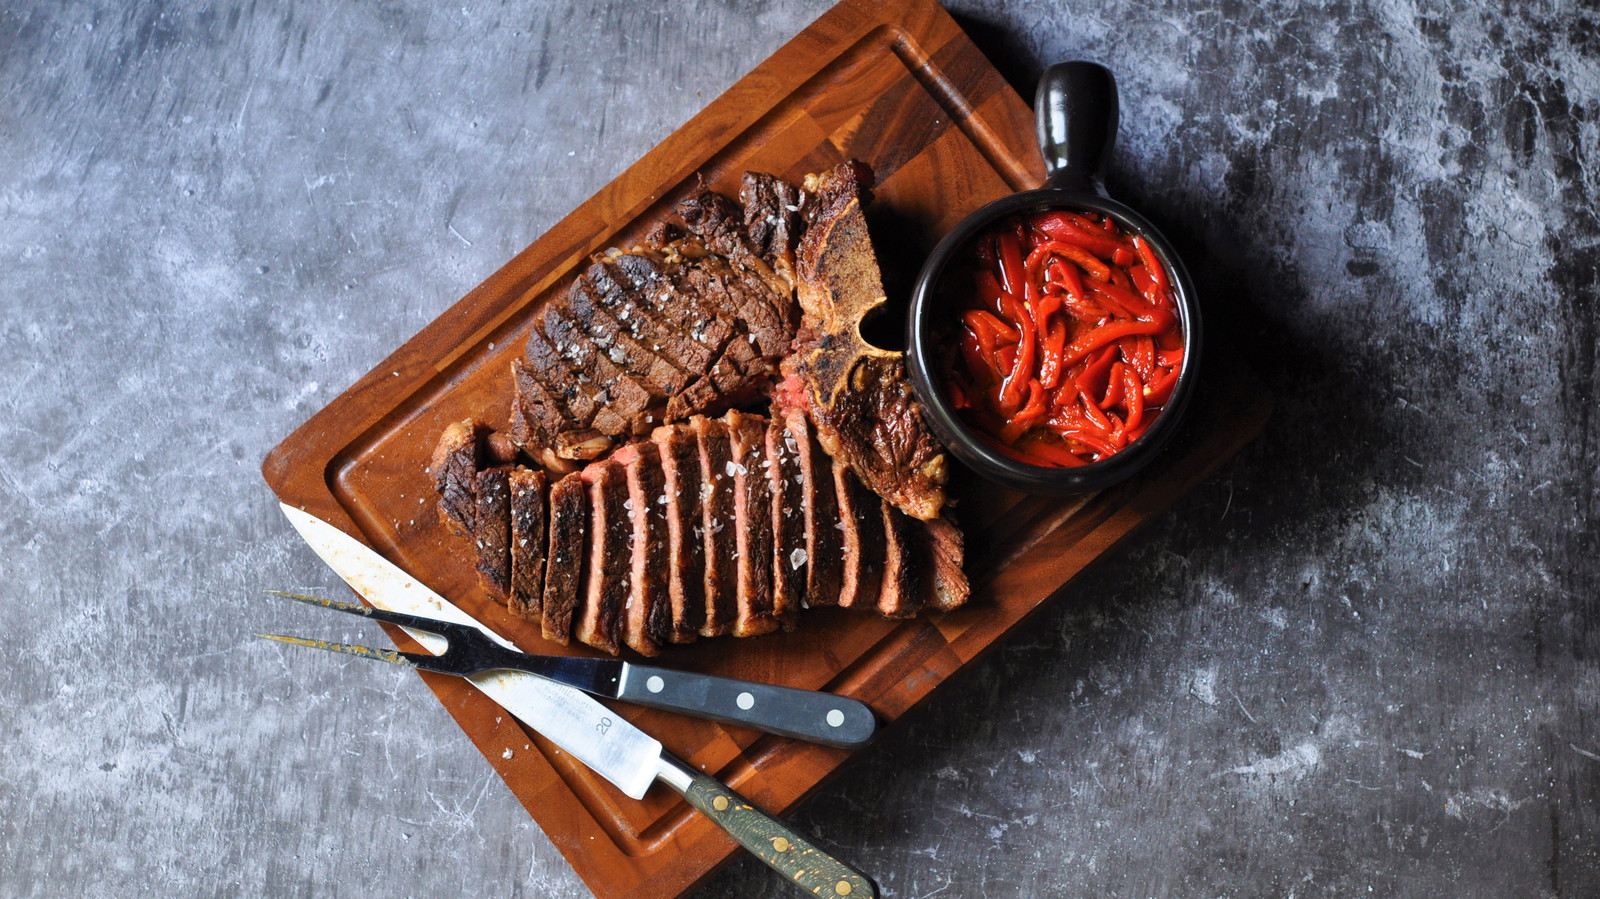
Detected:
[
  {"left": 1123, "top": 364, "right": 1145, "bottom": 433},
  {"left": 1101, "top": 360, "right": 1125, "bottom": 409},
  {"left": 1039, "top": 317, "right": 1068, "bottom": 389},
  {"left": 1061, "top": 318, "right": 1169, "bottom": 369},
  {"left": 1017, "top": 435, "right": 1088, "bottom": 467},
  {"left": 999, "top": 310, "right": 1036, "bottom": 414},
  {"left": 1031, "top": 211, "right": 1131, "bottom": 260},
  {"left": 964, "top": 308, "right": 1020, "bottom": 344},
  {"left": 1133, "top": 236, "right": 1169, "bottom": 292},
  {"left": 1032, "top": 240, "right": 1112, "bottom": 282},
  {"left": 1143, "top": 365, "right": 1180, "bottom": 406},
  {"left": 997, "top": 232, "right": 1028, "bottom": 299},
  {"left": 1073, "top": 344, "right": 1119, "bottom": 400}
]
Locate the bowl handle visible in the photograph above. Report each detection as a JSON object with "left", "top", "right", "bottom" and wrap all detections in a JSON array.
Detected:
[{"left": 1035, "top": 61, "right": 1119, "bottom": 194}]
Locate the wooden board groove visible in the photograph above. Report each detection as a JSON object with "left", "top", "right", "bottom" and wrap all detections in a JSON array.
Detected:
[{"left": 262, "top": 1, "right": 1272, "bottom": 895}]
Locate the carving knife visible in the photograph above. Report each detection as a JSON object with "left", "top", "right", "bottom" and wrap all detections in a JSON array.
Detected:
[{"left": 279, "top": 503, "right": 878, "bottom": 897}]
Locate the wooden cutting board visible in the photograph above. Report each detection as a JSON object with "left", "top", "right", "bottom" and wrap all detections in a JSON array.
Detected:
[{"left": 262, "top": 0, "right": 1272, "bottom": 895}]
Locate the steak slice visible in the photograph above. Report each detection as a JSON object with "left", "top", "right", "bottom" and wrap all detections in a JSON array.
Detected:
[
  {"left": 765, "top": 416, "right": 806, "bottom": 624},
  {"left": 429, "top": 419, "right": 485, "bottom": 542},
  {"left": 922, "top": 517, "right": 970, "bottom": 611},
  {"left": 831, "top": 460, "right": 884, "bottom": 610},
  {"left": 691, "top": 415, "right": 738, "bottom": 637},
  {"left": 540, "top": 472, "right": 589, "bottom": 645},
  {"left": 725, "top": 410, "right": 781, "bottom": 637},
  {"left": 566, "top": 276, "right": 693, "bottom": 396},
  {"left": 541, "top": 305, "right": 657, "bottom": 426},
  {"left": 472, "top": 467, "right": 512, "bottom": 606},
  {"left": 877, "top": 503, "right": 926, "bottom": 619},
  {"left": 781, "top": 409, "right": 843, "bottom": 607},
  {"left": 613, "top": 442, "right": 672, "bottom": 656},
  {"left": 792, "top": 161, "right": 948, "bottom": 521},
  {"left": 740, "top": 170, "right": 810, "bottom": 278},
  {"left": 507, "top": 468, "right": 548, "bottom": 623},
  {"left": 652, "top": 424, "right": 706, "bottom": 643},
  {"left": 574, "top": 460, "right": 631, "bottom": 655},
  {"left": 587, "top": 261, "right": 716, "bottom": 374}
]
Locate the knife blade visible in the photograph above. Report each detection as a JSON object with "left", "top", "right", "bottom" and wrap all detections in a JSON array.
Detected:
[
  {"left": 276, "top": 505, "right": 873, "bottom": 747},
  {"left": 278, "top": 503, "right": 878, "bottom": 896}
]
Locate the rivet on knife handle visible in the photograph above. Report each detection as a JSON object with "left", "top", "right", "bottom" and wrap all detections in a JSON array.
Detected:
[
  {"left": 617, "top": 665, "right": 876, "bottom": 749},
  {"left": 679, "top": 769, "right": 877, "bottom": 897}
]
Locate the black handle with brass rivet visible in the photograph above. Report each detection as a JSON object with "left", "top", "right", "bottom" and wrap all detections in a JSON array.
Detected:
[{"left": 661, "top": 757, "right": 878, "bottom": 897}]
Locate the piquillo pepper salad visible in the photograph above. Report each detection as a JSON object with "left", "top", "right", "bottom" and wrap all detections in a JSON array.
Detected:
[{"left": 946, "top": 209, "right": 1186, "bottom": 467}]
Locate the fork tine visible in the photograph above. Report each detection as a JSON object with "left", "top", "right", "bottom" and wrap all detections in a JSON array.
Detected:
[
  {"left": 257, "top": 633, "right": 419, "bottom": 668},
  {"left": 268, "top": 590, "right": 466, "bottom": 640}
]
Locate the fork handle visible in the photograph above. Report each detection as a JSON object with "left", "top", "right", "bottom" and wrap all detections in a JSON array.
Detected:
[
  {"left": 616, "top": 664, "right": 876, "bottom": 749},
  {"left": 655, "top": 755, "right": 878, "bottom": 898}
]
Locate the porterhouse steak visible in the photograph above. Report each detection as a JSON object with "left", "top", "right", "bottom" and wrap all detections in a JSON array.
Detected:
[{"left": 429, "top": 163, "right": 968, "bottom": 655}]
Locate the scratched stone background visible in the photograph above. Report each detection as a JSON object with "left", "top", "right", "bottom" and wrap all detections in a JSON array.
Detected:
[{"left": 1, "top": 0, "right": 1596, "bottom": 896}]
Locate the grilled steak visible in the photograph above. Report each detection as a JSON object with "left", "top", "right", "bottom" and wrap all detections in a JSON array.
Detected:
[
  {"left": 781, "top": 409, "right": 843, "bottom": 607},
  {"left": 613, "top": 441, "right": 672, "bottom": 656},
  {"left": 540, "top": 472, "right": 588, "bottom": 644},
  {"left": 574, "top": 460, "right": 631, "bottom": 654},
  {"left": 506, "top": 179, "right": 808, "bottom": 465},
  {"left": 766, "top": 416, "right": 806, "bottom": 621},
  {"left": 831, "top": 459, "right": 885, "bottom": 610},
  {"left": 652, "top": 423, "right": 706, "bottom": 643},
  {"left": 923, "top": 517, "right": 969, "bottom": 612},
  {"left": 725, "top": 410, "right": 782, "bottom": 637},
  {"left": 789, "top": 162, "right": 948, "bottom": 521},
  {"left": 430, "top": 419, "right": 485, "bottom": 541},
  {"left": 691, "top": 414, "right": 738, "bottom": 637},
  {"left": 876, "top": 503, "right": 925, "bottom": 619},
  {"left": 508, "top": 467, "right": 548, "bottom": 622},
  {"left": 431, "top": 163, "right": 972, "bottom": 656}
]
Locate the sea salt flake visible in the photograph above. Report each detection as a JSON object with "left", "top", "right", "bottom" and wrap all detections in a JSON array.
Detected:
[{"left": 789, "top": 548, "right": 808, "bottom": 571}]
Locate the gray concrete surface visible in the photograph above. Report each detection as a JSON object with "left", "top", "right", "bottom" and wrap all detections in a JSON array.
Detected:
[{"left": 3, "top": 1, "right": 1597, "bottom": 896}]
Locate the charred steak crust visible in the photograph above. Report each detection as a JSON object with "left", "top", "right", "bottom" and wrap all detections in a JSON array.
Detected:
[
  {"left": 508, "top": 468, "right": 548, "bottom": 623},
  {"left": 472, "top": 467, "right": 512, "bottom": 606},
  {"left": 430, "top": 419, "right": 485, "bottom": 540},
  {"left": 540, "top": 472, "right": 588, "bottom": 645}
]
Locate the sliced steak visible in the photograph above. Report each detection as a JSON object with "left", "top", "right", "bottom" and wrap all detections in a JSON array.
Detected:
[
  {"left": 613, "top": 441, "right": 672, "bottom": 656},
  {"left": 765, "top": 416, "right": 806, "bottom": 624},
  {"left": 472, "top": 467, "right": 512, "bottom": 606},
  {"left": 831, "top": 460, "right": 884, "bottom": 610},
  {"left": 781, "top": 409, "right": 843, "bottom": 607},
  {"left": 540, "top": 472, "right": 589, "bottom": 645},
  {"left": 574, "top": 460, "right": 631, "bottom": 655},
  {"left": 429, "top": 419, "right": 485, "bottom": 542},
  {"left": 725, "top": 410, "right": 780, "bottom": 637},
  {"left": 540, "top": 305, "right": 657, "bottom": 425},
  {"left": 740, "top": 170, "right": 809, "bottom": 276},
  {"left": 792, "top": 161, "right": 948, "bottom": 520},
  {"left": 922, "top": 517, "right": 970, "bottom": 611},
  {"left": 586, "top": 261, "right": 717, "bottom": 374},
  {"left": 652, "top": 424, "right": 706, "bottom": 643},
  {"left": 877, "top": 503, "right": 926, "bottom": 619},
  {"left": 691, "top": 415, "right": 738, "bottom": 637},
  {"left": 507, "top": 468, "right": 548, "bottom": 623},
  {"left": 566, "top": 276, "right": 693, "bottom": 396}
]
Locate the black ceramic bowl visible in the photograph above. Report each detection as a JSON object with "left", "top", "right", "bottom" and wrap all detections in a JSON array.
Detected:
[{"left": 907, "top": 61, "right": 1203, "bottom": 495}]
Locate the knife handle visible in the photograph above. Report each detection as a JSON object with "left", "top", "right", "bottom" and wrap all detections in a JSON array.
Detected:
[
  {"left": 669, "top": 764, "right": 878, "bottom": 898},
  {"left": 617, "top": 664, "right": 876, "bottom": 749}
]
